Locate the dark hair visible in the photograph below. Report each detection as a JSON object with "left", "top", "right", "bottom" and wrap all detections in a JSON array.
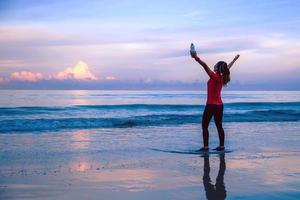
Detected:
[{"left": 215, "top": 61, "right": 230, "bottom": 86}]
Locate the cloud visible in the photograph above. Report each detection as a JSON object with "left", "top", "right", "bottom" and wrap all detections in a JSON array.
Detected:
[
  {"left": 0, "top": 77, "right": 8, "bottom": 83},
  {"left": 183, "top": 10, "right": 208, "bottom": 19},
  {"left": 0, "top": 61, "right": 114, "bottom": 84},
  {"left": 54, "top": 61, "right": 97, "bottom": 80},
  {"left": 0, "top": 59, "right": 29, "bottom": 68},
  {"left": 10, "top": 71, "right": 43, "bottom": 82},
  {"left": 105, "top": 76, "right": 116, "bottom": 80}
]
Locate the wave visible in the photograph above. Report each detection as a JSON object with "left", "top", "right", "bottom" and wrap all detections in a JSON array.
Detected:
[
  {"left": 1, "top": 102, "right": 300, "bottom": 116},
  {"left": 0, "top": 109, "right": 299, "bottom": 133}
]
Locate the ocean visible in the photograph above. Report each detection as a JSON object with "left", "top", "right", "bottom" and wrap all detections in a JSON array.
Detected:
[
  {"left": 0, "top": 90, "right": 299, "bottom": 133},
  {"left": 0, "top": 90, "right": 300, "bottom": 200}
]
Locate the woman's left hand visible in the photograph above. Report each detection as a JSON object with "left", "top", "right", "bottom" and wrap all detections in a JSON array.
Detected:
[{"left": 234, "top": 54, "right": 240, "bottom": 60}]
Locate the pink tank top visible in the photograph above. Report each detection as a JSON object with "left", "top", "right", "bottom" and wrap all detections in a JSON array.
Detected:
[{"left": 206, "top": 72, "right": 223, "bottom": 105}]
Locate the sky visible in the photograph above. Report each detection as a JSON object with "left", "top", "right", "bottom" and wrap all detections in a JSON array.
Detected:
[{"left": 0, "top": 0, "right": 299, "bottom": 89}]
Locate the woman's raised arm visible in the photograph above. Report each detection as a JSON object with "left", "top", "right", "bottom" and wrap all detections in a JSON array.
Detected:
[
  {"left": 228, "top": 54, "right": 240, "bottom": 69},
  {"left": 192, "top": 54, "right": 213, "bottom": 76}
]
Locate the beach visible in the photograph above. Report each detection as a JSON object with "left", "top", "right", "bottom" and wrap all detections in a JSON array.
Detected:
[{"left": 0, "top": 90, "right": 300, "bottom": 199}]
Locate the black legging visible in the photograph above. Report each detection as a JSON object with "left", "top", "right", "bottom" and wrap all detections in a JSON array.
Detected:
[{"left": 202, "top": 104, "right": 225, "bottom": 147}]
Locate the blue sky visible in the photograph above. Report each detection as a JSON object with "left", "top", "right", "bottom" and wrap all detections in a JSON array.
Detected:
[{"left": 0, "top": 0, "right": 299, "bottom": 89}]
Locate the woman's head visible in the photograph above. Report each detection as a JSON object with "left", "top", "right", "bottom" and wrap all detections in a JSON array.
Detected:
[{"left": 214, "top": 61, "right": 230, "bottom": 86}]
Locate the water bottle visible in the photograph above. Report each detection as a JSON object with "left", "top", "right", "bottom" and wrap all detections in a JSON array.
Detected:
[{"left": 190, "top": 43, "right": 197, "bottom": 57}]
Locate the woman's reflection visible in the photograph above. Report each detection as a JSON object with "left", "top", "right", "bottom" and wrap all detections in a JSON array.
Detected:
[{"left": 203, "top": 154, "right": 226, "bottom": 200}]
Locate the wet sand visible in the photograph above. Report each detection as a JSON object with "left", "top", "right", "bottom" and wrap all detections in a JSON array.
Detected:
[{"left": 1, "top": 122, "right": 300, "bottom": 199}]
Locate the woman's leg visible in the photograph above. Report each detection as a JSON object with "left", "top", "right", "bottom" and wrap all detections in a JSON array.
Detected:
[
  {"left": 202, "top": 105, "right": 213, "bottom": 148},
  {"left": 213, "top": 105, "right": 225, "bottom": 147}
]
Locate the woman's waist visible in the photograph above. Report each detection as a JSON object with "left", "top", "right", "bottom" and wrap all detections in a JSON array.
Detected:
[{"left": 206, "top": 97, "right": 223, "bottom": 105}]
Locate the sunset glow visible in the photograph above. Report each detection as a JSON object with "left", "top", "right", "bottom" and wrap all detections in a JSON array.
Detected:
[
  {"left": 54, "top": 61, "right": 97, "bottom": 80},
  {"left": 0, "top": 0, "right": 299, "bottom": 89}
]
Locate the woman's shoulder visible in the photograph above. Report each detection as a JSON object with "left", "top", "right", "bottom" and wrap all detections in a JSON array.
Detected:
[{"left": 210, "top": 72, "right": 222, "bottom": 80}]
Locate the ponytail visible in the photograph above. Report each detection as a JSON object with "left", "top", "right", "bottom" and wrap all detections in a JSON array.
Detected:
[
  {"left": 222, "top": 64, "right": 230, "bottom": 86},
  {"left": 216, "top": 61, "right": 231, "bottom": 86}
]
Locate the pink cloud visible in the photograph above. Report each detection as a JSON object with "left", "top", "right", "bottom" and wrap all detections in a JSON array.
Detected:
[
  {"left": 54, "top": 61, "right": 98, "bottom": 80},
  {"left": 10, "top": 71, "right": 43, "bottom": 82},
  {"left": 0, "top": 77, "right": 8, "bottom": 84},
  {"left": 2, "top": 61, "right": 115, "bottom": 84},
  {"left": 105, "top": 76, "right": 116, "bottom": 80}
]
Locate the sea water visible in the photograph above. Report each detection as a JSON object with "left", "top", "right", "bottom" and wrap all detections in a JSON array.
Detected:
[
  {"left": 0, "top": 90, "right": 299, "bottom": 133},
  {"left": 0, "top": 90, "right": 300, "bottom": 200}
]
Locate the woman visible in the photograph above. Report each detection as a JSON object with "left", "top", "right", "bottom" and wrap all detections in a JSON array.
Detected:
[{"left": 192, "top": 52, "right": 240, "bottom": 151}]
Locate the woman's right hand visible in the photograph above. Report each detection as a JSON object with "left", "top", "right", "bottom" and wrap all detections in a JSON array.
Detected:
[
  {"left": 191, "top": 53, "right": 198, "bottom": 59},
  {"left": 190, "top": 51, "right": 197, "bottom": 58}
]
